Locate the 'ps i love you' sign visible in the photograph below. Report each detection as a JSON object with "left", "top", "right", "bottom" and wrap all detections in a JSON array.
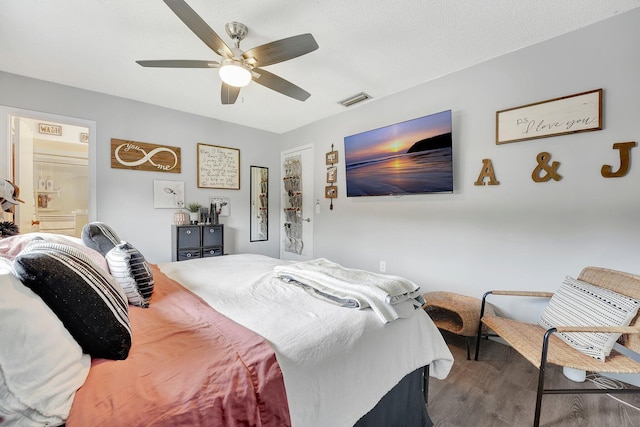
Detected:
[{"left": 496, "top": 89, "right": 602, "bottom": 145}]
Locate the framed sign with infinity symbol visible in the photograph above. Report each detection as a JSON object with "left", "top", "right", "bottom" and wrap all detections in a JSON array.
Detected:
[{"left": 111, "top": 138, "right": 181, "bottom": 173}]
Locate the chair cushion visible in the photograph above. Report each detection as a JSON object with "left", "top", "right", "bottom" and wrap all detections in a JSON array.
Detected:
[
  {"left": 538, "top": 276, "right": 640, "bottom": 361},
  {"left": 483, "top": 314, "right": 640, "bottom": 372}
]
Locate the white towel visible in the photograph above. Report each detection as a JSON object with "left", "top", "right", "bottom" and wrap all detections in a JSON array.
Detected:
[{"left": 273, "top": 258, "right": 422, "bottom": 323}]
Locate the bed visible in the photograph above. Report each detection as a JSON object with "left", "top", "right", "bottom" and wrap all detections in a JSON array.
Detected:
[{"left": 0, "top": 230, "right": 453, "bottom": 427}]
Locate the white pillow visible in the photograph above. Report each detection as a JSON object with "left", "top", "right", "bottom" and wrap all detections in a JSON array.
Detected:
[
  {"left": 0, "top": 259, "right": 91, "bottom": 426},
  {"left": 538, "top": 276, "right": 640, "bottom": 361},
  {"left": 0, "top": 232, "right": 109, "bottom": 272}
]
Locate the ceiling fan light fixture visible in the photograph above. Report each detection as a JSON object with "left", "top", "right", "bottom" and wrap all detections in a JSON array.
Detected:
[
  {"left": 138, "top": 3, "right": 318, "bottom": 104},
  {"left": 219, "top": 59, "right": 252, "bottom": 87}
]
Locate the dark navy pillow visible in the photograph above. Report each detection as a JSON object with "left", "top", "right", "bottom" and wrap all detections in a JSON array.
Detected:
[
  {"left": 13, "top": 240, "right": 132, "bottom": 360},
  {"left": 81, "top": 222, "right": 121, "bottom": 257}
]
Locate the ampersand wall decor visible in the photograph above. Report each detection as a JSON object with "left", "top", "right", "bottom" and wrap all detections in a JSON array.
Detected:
[{"left": 532, "top": 151, "right": 562, "bottom": 182}]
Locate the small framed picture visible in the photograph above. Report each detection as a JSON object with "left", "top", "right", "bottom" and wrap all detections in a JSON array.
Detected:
[
  {"left": 153, "top": 180, "right": 185, "bottom": 208},
  {"left": 326, "top": 166, "right": 337, "bottom": 183},
  {"left": 209, "top": 196, "right": 231, "bottom": 216},
  {"left": 325, "top": 150, "right": 338, "bottom": 165},
  {"left": 324, "top": 185, "right": 337, "bottom": 199}
]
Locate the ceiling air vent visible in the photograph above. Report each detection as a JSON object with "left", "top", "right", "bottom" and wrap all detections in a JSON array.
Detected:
[{"left": 339, "top": 92, "right": 372, "bottom": 107}]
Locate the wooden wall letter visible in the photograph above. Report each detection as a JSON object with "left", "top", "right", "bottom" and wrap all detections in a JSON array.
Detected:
[
  {"left": 474, "top": 159, "right": 500, "bottom": 186},
  {"left": 532, "top": 152, "right": 562, "bottom": 182},
  {"left": 601, "top": 141, "right": 636, "bottom": 178}
]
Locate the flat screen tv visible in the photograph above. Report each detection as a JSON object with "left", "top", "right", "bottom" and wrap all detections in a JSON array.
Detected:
[{"left": 344, "top": 109, "right": 453, "bottom": 197}]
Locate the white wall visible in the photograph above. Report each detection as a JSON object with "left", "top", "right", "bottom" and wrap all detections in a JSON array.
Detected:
[
  {"left": 0, "top": 74, "right": 282, "bottom": 262},
  {"left": 1, "top": 8, "right": 639, "bottom": 322},
  {"left": 280, "top": 9, "right": 640, "bottom": 323}
]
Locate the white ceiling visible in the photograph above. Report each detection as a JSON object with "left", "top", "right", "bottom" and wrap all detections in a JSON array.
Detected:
[{"left": 2, "top": 1, "right": 639, "bottom": 134}]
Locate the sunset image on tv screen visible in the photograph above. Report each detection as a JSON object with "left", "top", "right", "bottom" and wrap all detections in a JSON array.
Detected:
[{"left": 344, "top": 109, "right": 453, "bottom": 197}]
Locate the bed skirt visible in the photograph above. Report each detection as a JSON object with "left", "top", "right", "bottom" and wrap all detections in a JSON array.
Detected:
[{"left": 355, "top": 366, "right": 432, "bottom": 427}]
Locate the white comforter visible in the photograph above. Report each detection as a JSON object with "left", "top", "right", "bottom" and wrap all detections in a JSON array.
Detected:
[{"left": 159, "top": 254, "right": 453, "bottom": 427}]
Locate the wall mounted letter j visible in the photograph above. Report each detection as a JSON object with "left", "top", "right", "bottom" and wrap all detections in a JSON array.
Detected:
[{"left": 601, "top": 141, "right": 636, "bottom": 178}]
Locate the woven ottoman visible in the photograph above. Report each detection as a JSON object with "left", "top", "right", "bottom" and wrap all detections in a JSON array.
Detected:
[{"left": 422, "top": 291, "right": 494, "bottom": 359}]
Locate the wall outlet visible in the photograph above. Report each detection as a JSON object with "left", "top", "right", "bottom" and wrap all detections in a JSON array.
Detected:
[{"left": 379, "top": 261, "right": 386, "bottom": 272}]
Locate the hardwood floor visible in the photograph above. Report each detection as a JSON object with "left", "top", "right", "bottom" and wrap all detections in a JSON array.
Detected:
[{"left": 427, "top": 332, "right": 640, "bottom": 427}]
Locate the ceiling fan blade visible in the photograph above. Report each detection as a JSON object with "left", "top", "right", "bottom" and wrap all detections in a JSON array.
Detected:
[
  {"left": 136, "top": 60, "right": 219, "bottom": 68},
  {"left": 163, "top": 0, "right": 233, "bottom": 58},
  {"left": 243, "top": 34, "right": 318, "bottom": 67},
  {"left": 221, "top": 83, "right": 241, "bottom": 104},
  {"left": 252, "top": 68, "right": 310, "bottom": 101}
]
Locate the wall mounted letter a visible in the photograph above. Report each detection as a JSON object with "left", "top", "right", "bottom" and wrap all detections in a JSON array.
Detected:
[
  {"left": 601, "top": 141, "right": 636, "bottom": 178},
  {"left": 474, "top": 159, "right": 500, "bottom": 186}
]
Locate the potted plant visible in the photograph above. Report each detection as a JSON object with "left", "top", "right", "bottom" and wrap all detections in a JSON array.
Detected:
[{"left": 187, "top": 202, "right": 202, "bottom": 224}]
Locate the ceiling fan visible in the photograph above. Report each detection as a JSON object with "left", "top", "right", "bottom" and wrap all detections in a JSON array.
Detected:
[{"left": 136, "top": 0, "right": 319, "bottom": 105}]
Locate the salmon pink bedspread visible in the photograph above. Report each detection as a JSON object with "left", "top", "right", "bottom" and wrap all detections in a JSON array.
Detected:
[{"left": 66, "top": 265, "right": 290, "bottom": 427}]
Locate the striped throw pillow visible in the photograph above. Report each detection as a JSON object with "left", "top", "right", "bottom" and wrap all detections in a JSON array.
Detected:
[
  {"left": 106, "top": 241, "right": 154, "bottom": 308},
  {"left": 13, "top": 240, "right": 132, "bottom": 360},
  {"left": 538, "top": 276, "right": 640, "bottom": 361}
]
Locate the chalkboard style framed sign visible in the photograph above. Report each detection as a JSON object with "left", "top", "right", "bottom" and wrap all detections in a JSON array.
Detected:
[{"left": 197, "top": 143, "right": 240, "bottom": 189}]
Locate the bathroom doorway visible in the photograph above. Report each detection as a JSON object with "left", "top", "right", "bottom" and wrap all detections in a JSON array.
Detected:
[{"left": 1, "top": 108, "right": 96, "bottom": 237}]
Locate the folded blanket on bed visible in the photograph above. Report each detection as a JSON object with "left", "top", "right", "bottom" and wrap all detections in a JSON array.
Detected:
[{"left": 273, "top": 258, "right": 423, "bottom": 324}]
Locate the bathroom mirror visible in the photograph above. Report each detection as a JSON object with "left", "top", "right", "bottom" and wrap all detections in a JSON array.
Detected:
[{"left": 250, "top": 166, "right": 268, "bottom": 241}]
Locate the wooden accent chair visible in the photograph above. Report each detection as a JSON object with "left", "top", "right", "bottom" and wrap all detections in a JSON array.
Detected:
[{"left": 474, "top": 266, "right": 640, "bottom": 427}]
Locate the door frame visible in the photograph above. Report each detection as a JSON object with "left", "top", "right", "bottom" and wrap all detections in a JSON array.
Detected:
[{"left": 0, "top": 106, "right": 97, "bottom": 222}]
